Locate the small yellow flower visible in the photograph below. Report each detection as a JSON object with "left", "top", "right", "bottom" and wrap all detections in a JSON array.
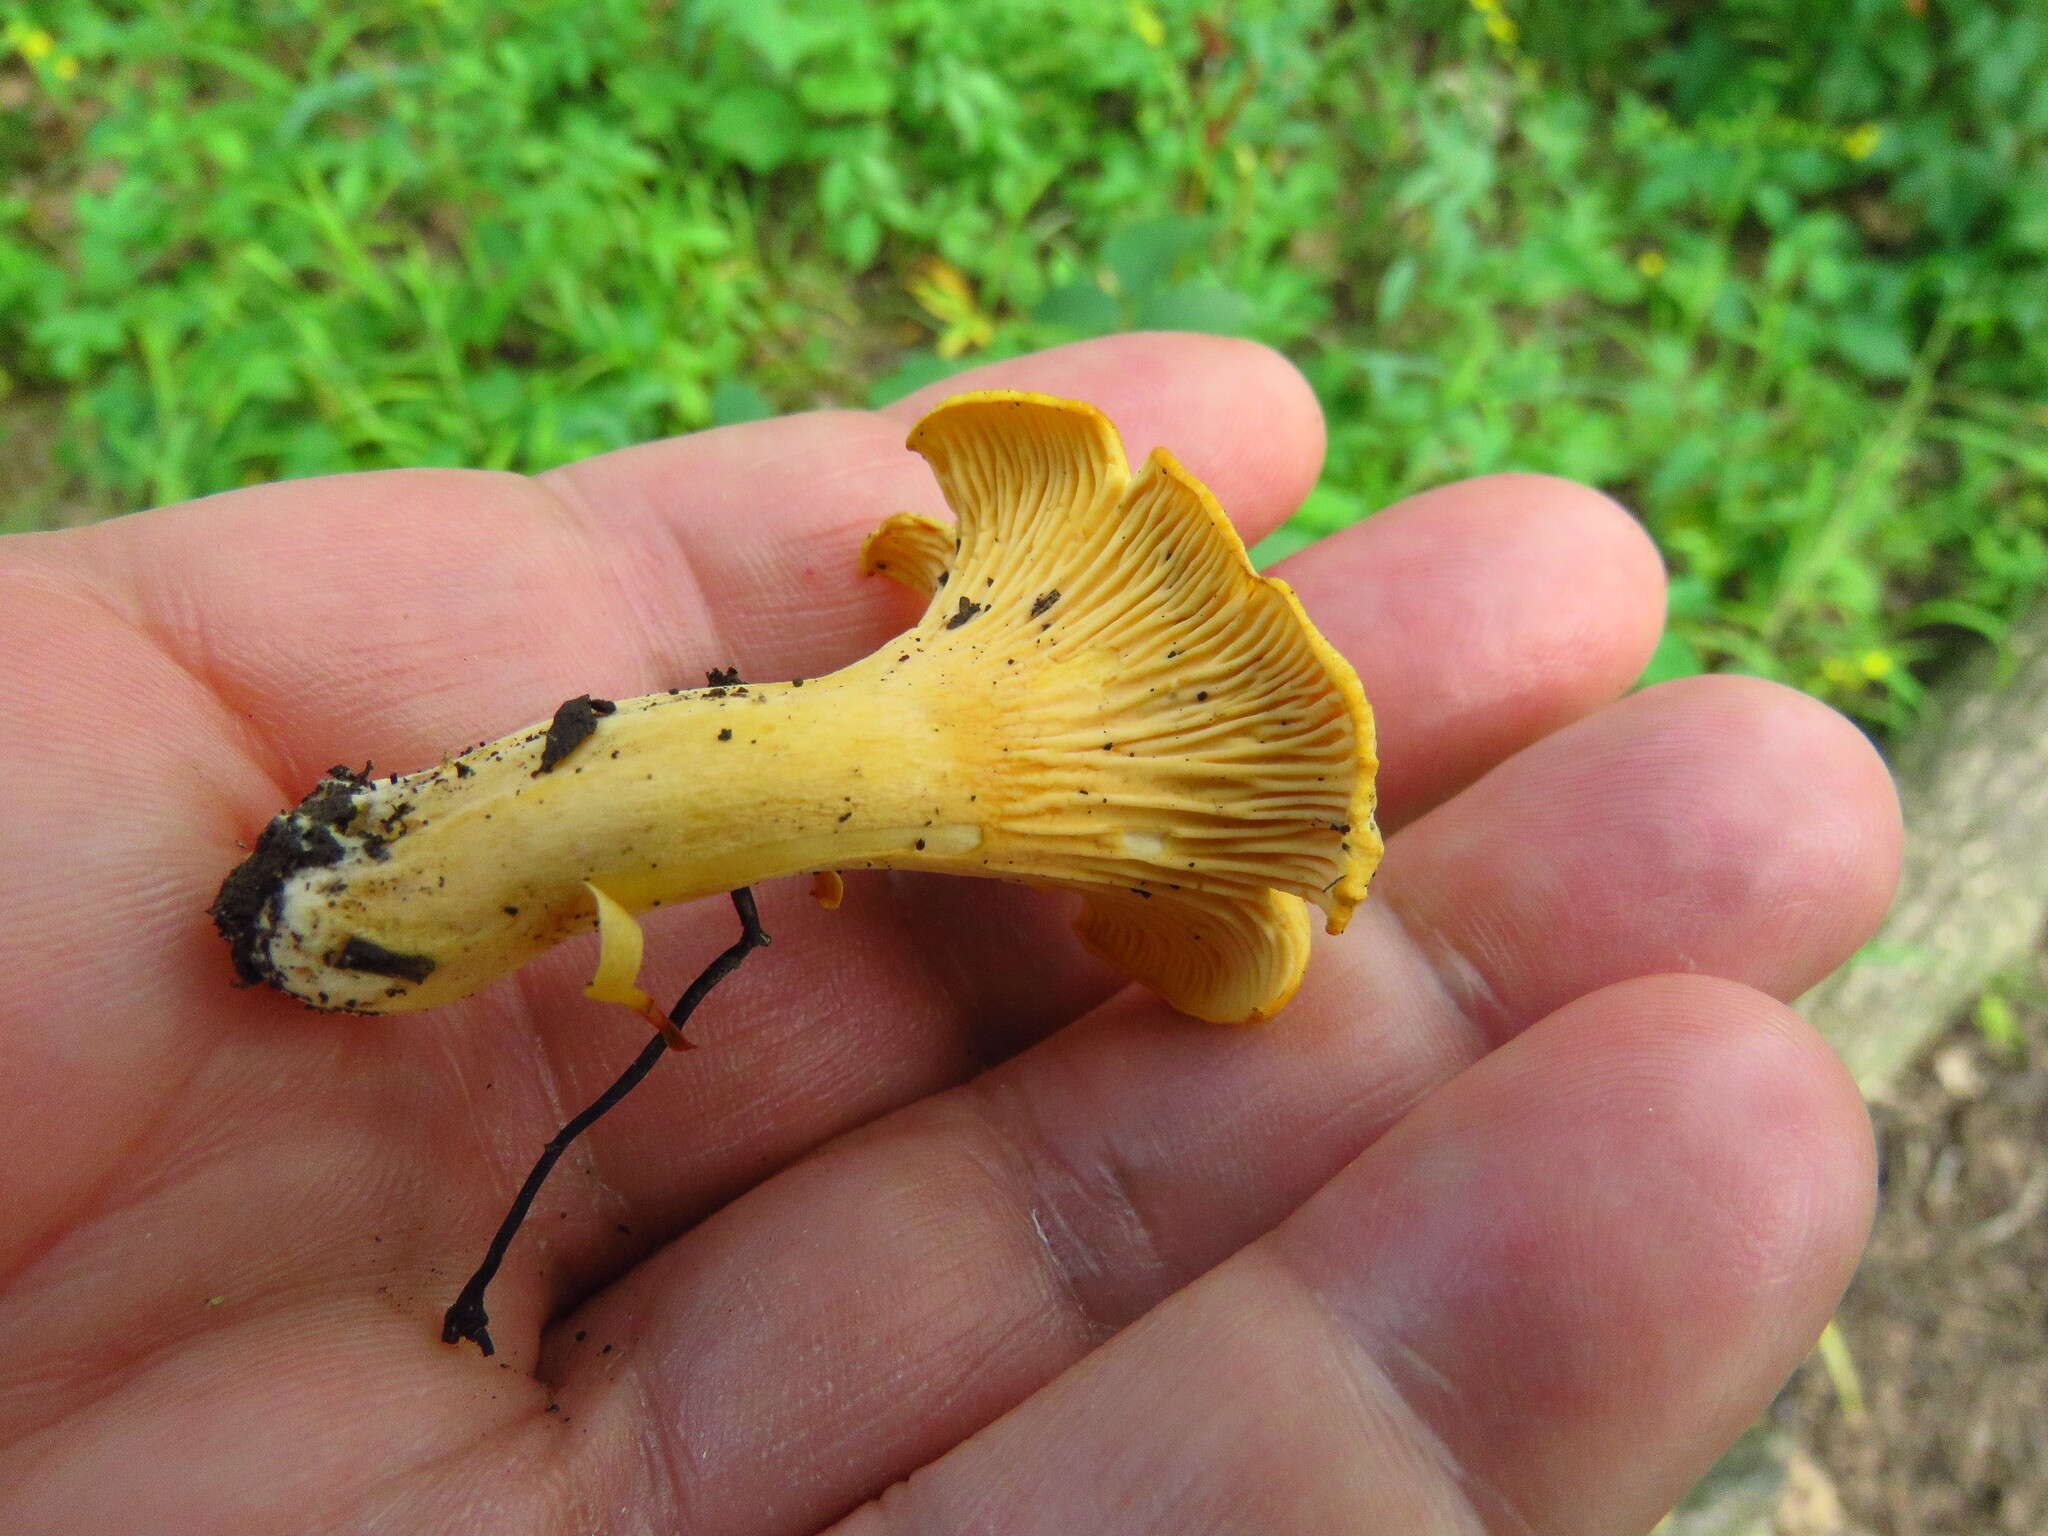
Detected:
[
  {"left": 53, "top": 54, "right": 79, "bottom": 80},
  {"left": 908, "top": 259, "right": 973, "bottom": 312},
  {"left": 1841, "top": 123, "right": 1883, "bottom": 161},
  {"left": 1635, "top": 250, "right": 1668, "bottom": 278},
  {"left": 1468, "top": 0, "right": 1519, "bottom": 49},
  {"left": 1859, "top": 649, "right": 1894, "bottom": 680},
  {"left": 906, "top": 258, "right": 995, "bottom": 360},
  {"left": 16, "top": 27, "right": 55, "bottom": 61},
  {"left": 1128, "top": 1, "right": 1165, "bottom": 49}
]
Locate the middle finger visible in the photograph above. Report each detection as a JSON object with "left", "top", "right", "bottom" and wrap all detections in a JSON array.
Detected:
[{"left": 551, "top": 672, "right": 1897, "bottom": 1533}]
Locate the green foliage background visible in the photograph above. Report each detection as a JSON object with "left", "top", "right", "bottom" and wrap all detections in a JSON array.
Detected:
[{"left": 4, "top": 0, "right": 2045, "bottom": 731}]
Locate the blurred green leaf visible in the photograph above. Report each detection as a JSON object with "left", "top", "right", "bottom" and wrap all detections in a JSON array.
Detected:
[
  {"left": 1133, "top": 283, "right": 1254, "bottom": 335},
  {"left": 1101, "top": 217, "right": 1213, "bottom": 296},
  {"left": 1973, "top": 989, "right": 2025, "bottom": 1056},
  {"left": 1376, "top": 256, "right": 1419, "bottom": 326},
  {"left": 709, "top": 378, "right": 774, "bottom": 426},
  {"left": 1296, "top": 484, "right": 1368, "bottom": 536},
  {"left": 866, "top": 350, "right": 966, "bottom": 407},
  {"left": 698, "top": 86, "right": 804, "bottom": 172},
  {"left": 1250, "top": 525, "right": 1317, "bottom": 569},
  {"left": 1832, "top": 315, "right": 1916, "bottom": 380},
  {"left": 1638, "top": 628, "right": 1707, "bottom": 689},
  {"left": 1033, "top": 281, "right": 1123, "bottom": 333},
  {"left": 797, "top": 66, "right": 893, "bottom": 118}
]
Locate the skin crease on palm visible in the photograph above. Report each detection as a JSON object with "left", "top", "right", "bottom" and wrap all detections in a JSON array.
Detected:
[{"left": 0, "top": 334, "right": 1899, "bottom": 1536}]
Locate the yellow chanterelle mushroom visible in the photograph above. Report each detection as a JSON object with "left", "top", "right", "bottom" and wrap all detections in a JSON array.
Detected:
[{"left": 213, "top": 391, "right": 1381, "bottom": 1026}]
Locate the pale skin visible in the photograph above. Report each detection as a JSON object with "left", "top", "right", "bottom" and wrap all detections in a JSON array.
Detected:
[{"left": 0, "top": 334, "right": 1899, "bottom": 1534}]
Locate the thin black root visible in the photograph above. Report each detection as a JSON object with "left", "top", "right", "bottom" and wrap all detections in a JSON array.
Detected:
[{"left": 439, "top": 886, "right": 772, "bottom": 1356}]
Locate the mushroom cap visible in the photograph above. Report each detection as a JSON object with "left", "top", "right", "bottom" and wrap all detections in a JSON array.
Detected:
[{"left": 886, "top": 389, "right": 1381, "bottom": 1023}]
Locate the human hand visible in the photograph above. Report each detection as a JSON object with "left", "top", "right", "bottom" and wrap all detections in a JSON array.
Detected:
[{"left": 0, "top": 335, "right": 1898, "bottom": 1534}]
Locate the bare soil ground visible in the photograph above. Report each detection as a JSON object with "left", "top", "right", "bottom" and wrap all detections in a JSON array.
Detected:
[
  {"left": 1773, "top": 956, "right": 2048, "bottom": 1535},
  {"left": 0, "top": 399, "right": 106, "bottom": 534}
]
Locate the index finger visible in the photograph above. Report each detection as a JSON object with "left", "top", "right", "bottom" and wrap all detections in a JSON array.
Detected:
[
  {"left": 538, "top": 331, "right": 1328, "bottom": 670},
  {"left": 61, "top": 334, "right": 1324, "bottom": 785}
]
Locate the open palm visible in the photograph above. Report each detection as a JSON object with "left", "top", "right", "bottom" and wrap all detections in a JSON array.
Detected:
[{"left": 0, "top": 336, "right": 1897, "bottom": 1535}]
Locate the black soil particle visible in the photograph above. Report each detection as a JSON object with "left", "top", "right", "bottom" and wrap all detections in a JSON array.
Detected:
[
  {"left": 535, "top": 695, "right": 615, "bottom": 775},
  {"left": 298, "top": 768, "right": 368, "bottom": 827},
  {"left": 944, "top": 595, "right": 987, "bottom": 630},
  {"left": 706, "top": 666, "right": 742, "bottom": 687},
  {"left": 332, "top": 936, "right": 437, "bottom": 984},
  {"left": 1030, "top": 589, "right": 1061, "bottom": 617},
  {"left": 211, "top": 766, "right": 373, "bottom": 988}
]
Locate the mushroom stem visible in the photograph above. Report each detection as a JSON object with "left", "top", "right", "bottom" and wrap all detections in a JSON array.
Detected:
[{"left": 227, "top": 659, "right": 979, "bottom": 1014}]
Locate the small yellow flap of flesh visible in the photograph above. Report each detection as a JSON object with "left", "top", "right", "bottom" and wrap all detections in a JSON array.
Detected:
[
  {"left": 584, "top": 881, "right": 656, "bottom": 1016},
  {"left": 861, "top": 512, "right": 954, "bottom": 597}
]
